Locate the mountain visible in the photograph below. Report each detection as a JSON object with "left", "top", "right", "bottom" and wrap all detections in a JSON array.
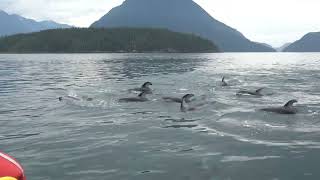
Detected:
[
  {"left": 276, "top": 43, "right": 291, "bottom": 52},
  {"left": 0, "top": 28, "right": 219, "bottom": 53},
  {"left": 256, "top": 42, "right": 274, "bottom": 49},
  {"left": 91, "top": 0, "right": 275, "bottom": 52},
  {"left": 0, "top": 10, "right": 71, "bottom": 36},
  {"left": 283, "top": 32, "right": 320, "bottom": 52}
]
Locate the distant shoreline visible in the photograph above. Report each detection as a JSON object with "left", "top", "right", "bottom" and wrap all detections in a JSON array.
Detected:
[
  {"left": 2, "top": 52, "right": 319, "bottom": 55},
  {"left": 0, "top": 28, "right": 219, "bottom": 54},
  {"left": 0, "top": 50, "right": 221, "bottom": 54}
]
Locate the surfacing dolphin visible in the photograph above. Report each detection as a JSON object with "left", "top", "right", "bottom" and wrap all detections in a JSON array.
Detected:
[
  {"left": 260, "top": 99, "right": 298, "bottom": 114},
  {"left": 180, "top": 94, "right": 196, "bottom": 112},
  {"left": 163, "top": 95, "right": 193, "bottom": 103},
  {"left": 119, "top": 91, "right": 149, "bottom": 102},
  {"left": 130, "top": 82, "right": 153, "bottom": 94},
  {"left": 237, "top": 88, "right": 264, "bottom": 96}
]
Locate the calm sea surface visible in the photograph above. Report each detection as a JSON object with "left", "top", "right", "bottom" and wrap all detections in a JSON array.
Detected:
[{"left": 1, "top": 53, "right": 320, "bottom": 180}]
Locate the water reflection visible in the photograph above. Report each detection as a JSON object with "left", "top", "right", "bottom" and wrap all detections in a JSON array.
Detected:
[{"left": 99, "top": 54, "right": 209, "bottom": 80}]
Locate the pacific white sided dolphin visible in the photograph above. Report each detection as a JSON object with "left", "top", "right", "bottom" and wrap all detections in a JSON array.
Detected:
[
  {"left": 237, "top": 88, "right": 264, "bottom": 96},
  {"left": 260, "top": 99, "right": 298, "bottom": 114},
  {"left": 130, "top": 82, "right": 153, "bottom": 94},
  {"left": 119, "top": 91, "right": 149, "bottom": 102},
  {"left": 162, "top": 95, "right": 193, "bottom": 103}
]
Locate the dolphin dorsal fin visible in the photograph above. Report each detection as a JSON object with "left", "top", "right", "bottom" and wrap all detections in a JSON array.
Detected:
[
  {"left": 142, "top": 82, "right": 152, "bottom": 88},
  {"left": 284, "top": 100, "right": 298, "bottom": 107},
  {"left": 256, "top": 88, "right": 264, "bottom": 93}
]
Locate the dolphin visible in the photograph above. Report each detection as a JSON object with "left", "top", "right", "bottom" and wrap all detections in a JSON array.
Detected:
[
  {"left": 260, "top": 99, "right": 298, "bottom": 114},
  {"left": 130, "top": 82, "right": 153, "bottom": 94},
  {"left": 162, "top": 95, "right": 193, "bottom": 103},
  {"left": 237, "top": 88, "right": 264, "bottom": 96},
  {"left": 119, "top": 91, "right": 149, "bottom": 102}
]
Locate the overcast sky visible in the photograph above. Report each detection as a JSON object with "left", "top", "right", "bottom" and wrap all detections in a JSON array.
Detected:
[{"left": 1, "top": 0, "right": 319, "bottom": 47}]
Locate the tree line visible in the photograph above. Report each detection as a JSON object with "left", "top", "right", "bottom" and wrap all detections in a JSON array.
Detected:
[{"left": 0, "top": 27, "right": 219, "bottom": 53}]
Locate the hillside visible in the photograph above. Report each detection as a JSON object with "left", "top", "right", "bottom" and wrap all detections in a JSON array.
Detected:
[
  {"left": 283, "top": 32, "right": 320, "bottom": 52},
  {"left": 0, "top": 28, "right": 219, "bottom": 53},
  {"left": 91, "top": 0, "right": 275, "bottom": 52}
]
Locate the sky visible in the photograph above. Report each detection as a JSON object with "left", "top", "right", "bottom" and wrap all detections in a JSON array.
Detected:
[{"left": 1, "top": 0, "right": 319, "bottom": 47}]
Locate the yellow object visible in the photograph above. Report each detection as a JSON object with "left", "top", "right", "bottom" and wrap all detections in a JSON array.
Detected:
[{"left": 0, "top": 177, "right": 18, "bottom": 180}]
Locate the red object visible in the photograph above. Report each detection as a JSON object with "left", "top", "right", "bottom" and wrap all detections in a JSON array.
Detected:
[{"left": 0, "top": 152, "right": 26, "bottom": 180}]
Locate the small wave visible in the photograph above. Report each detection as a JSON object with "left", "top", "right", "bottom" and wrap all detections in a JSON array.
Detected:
[
  {"left": 43, "top": 87, "right": 67, "bottom": 91},
  {"left": 131, "top": 111, "right": 154, "bottom": 115},
  {"left": 190, "top": 122, "right": 320, "bottom": 148},
  {"left": 163, "top": 124, "right": 198, "bottom": 129},
  {"left": 164, "top": 118, "right": 198, "bottom": 123},
  {"left": 67, "top": 169, "right": 118, "bottom": 176},
  {"left": 221, "top": 155, "right": 281, "bottom": 162},
  {"left": 0, "top": 132, "right": 40, "bottom": 140}
]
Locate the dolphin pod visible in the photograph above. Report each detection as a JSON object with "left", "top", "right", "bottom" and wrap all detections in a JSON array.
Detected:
[
  {"left": 120, "top": 81, "right": 299, "bottom": 114},
  {"left": 59, "top": 80, "right": 300, "bottom": 115}
]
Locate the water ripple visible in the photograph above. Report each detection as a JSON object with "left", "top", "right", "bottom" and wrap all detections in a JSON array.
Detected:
[{"left": 1, "top": 53, "right": 320, "bottom": 180}]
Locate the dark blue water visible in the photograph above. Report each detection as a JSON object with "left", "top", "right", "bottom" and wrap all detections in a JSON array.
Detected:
[{"left": 1, "top": 53, "right": 320, "bottom": 180}]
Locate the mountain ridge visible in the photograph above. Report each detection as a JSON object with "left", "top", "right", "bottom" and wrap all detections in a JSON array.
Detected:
[
  {"left": 283, "top": 32, "right": 320, "bottom": 52},
  {"left": 0, "top": 10, "right": 71, "bottom": 37},
  {"left": 91, "top": 0, "right": 275, "bottom": 52}
]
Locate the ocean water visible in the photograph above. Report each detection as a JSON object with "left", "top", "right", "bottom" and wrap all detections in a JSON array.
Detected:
[{"left": 1, "top": 53, "right": 320, "bottom": 180}]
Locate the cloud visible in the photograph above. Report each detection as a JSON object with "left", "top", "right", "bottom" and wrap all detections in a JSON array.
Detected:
[
  {"left": 195, "top": 0, "right": 320, "bottom": 46},
  {"left": 1, "top": 0, "right": 124, "bottom": 27},
  {"left": 0, "top": 0, "right": 319, "bottom": 46},
  {"left": 0, "top": 0, "right": 13, "bottom": 10}
]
